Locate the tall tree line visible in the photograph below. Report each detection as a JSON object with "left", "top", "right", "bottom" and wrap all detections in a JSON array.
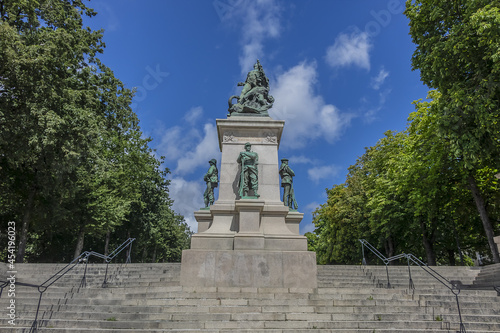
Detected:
[
  {"left": 0, "top": 0, "right": 191, "bottom": 263},
  {"left": 308, "top": 0, "right": 500, "bottom": 265}
]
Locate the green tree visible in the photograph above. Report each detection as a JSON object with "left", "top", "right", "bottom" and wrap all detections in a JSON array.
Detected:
[
  {"left": 405, "top": 0, "right": 500, "bottom": 262},
  {"left": 0, "top": 1, "right": 191, "bottom": 263}
]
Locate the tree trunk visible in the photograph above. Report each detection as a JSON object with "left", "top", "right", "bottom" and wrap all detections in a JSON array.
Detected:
[
  {"left": 452, "top": 220, "right": 465, "bottom": 266},
  {"left": 448, "top": 249, "right": 456, "bottom": 266},
  {"left": 384, "top": 235, "right": 395, "bottom": 265},
  {"left": 16, "top": 186, "right": 36, "bottom": 263},
  {"left": 152, "top": 243, "right": 157, "bottom": 263},
  {"left": 141, "top": 246, "right": 147, "bottom": 263},
  {"left": 468, "top": 174, "right": 500, "bottom": 263},
  {"left": 125, "top": 230, "right": 131, "bottom": 262},
  {"left": 420, "top": 219, "right": 436, "bottom": 266},
  {"left": 103, "top": 229, "right": 111, "bottom": 262},
  {"left": 73, "top": 227, "right": 85, "bottom": 260}
]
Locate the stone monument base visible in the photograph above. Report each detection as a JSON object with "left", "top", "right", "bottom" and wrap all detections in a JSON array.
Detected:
[{"left": 180, "top": 249, "right": 317, "bottom": 288}]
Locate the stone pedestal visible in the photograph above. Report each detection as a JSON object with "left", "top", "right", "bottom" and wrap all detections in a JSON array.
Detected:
[
  {"left": 181, "top": 116, "right": 316, "bottom": 288},
  {"left": 495, "top": 236, "right": 500, "bottom": 254},
  {"left": 180, "top": 250, "right": 317, "bottom": 288}
]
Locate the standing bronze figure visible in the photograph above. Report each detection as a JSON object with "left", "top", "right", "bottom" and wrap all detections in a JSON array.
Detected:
[
  {"left": 203, "top": 159, "right": 218, "bottom": 207},
  {"left": 279, "top": 158, "right": 298, "bottom": 210},
  {"left": 237, "top": 143, "right": 259, "bottom": 198}
]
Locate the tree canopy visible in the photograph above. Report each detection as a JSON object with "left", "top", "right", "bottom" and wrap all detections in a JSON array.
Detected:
[
  {"left": 310, "top": 0, "right": 500, "bottom": 265},
  {"left": 0, "top": 0, "right": 191, "bottom": 263}
]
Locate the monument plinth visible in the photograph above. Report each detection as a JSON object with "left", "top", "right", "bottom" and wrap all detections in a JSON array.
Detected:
[{"left": 180, "top": 61, "right": 316, "bottom": 288}]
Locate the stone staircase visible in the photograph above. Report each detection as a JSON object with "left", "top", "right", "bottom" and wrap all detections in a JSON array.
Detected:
[
  {"left": 473, "top": 263, "right": 500, "bottom": 288},
  {"left": 1, "top": 262, "right": 499, "bottom": 332}
]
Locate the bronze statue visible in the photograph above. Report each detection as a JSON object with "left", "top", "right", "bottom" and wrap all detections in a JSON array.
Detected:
[
  {"left": 237, "top": 143, "right": 259, "bottom": 198},
  {"left": 279, "top": 158, "right": 298, "bottom": 210},
  {"left": 228, "top": 60, "right": 274, "bottom": 116},
  {"left": 203, "top": 159, "right": 218, "bottom": 207}
]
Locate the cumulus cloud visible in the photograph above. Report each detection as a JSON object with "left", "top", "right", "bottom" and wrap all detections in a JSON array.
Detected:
[
  {"left": 301, "top": 222, "right": 315, "bottom": 234},
  {"left": 288, "top": 155, "right": 315, "bottom": 165},
  {"left": 371, "top": 68, "right": 389, "bottom": 90},
  {"left": 224, "top": 0, "right": 282, "bottom": 73},
  {"left": 307, "top": 165, "right": 340, "bottom": 184},
  {"left": 363, "top": 88, "right": 392, "bottom": 123},
  {"left": 183, "top": 106, "right": 203, "bottom": 125},
  {"left": 156, "top": 107, "right": 220, "bottom": 176},
  {"left": 304, "top": 201, "right": 320, "bottom": 213},
  {"left": 325, "top": 31, "right": 372, "bottom": 70},
  {"left": 169, "top": 178, "right": 204, "bottom": 233},
  {"left": 270, "top": 62, "right": 354, "bottom": 148},
  {"left": 175, "top": 123, "right": 220, "bottom": 175}
]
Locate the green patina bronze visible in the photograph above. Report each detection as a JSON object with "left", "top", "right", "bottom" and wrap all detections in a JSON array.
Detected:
[
  {"left": 228, "top": 60, "right": 274, "bottom": 117},
  {"left": 237, "top": 143, "right": 259, "bottom": 198},
  {"left": 279, "top": 158, "right": 298, "bottom": 210},
  {"left": 203, "top": 159, "right": 218, "bottom": 207}
]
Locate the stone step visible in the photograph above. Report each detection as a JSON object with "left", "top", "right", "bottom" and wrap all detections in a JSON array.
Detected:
[
  {"left": 3, "top": 328, "right": 500, "bottom": 333},
  {"left": 0, "top": 318, "right": 455, "bottom": 330},
  {"left": 1, "top": 263, "right": 499, "bottom": 333}
]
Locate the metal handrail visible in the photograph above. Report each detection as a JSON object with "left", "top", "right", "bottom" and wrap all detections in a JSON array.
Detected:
[
  {"left": 359, "top": 239, "right": 466, "bottom": 333},
  {"left": 359, "top": 239, "right": 406, "bottom": 288},
  {"left": 0, "top": 237, "right": 135, "bottom": 333}
]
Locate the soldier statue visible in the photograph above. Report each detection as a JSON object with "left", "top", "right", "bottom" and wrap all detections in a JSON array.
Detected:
[
  {"left": 237, "top": 143, "right": 259, "bottom": 198},
  {"left": 279, "top": 158, "right": 298, "bottom": 210},
  {"left": 203, "top": 159, "right": 218, "bottom": 207}
]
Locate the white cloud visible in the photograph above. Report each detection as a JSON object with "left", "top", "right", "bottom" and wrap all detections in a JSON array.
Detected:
[
  {"left": 175, "top": 123, "right": 220, "bottom": 175},
  {"left": 183, "top": 106, "right": 203, "bottom": 125},
  {"left": 363, "top": 88, "right": 392, "bottom": 123},
  {"left": 157, "top": 126, "right": 186, "bottom": 160},
  {"left": 288, "top": 155, "right": 315, "bottom": 165},
  {"left": 270, "top": 62, "right": 354, "bottom": 148},
  {"left": 226, "top": 0, "right": 282, "bottom": 73},
  {"left": 170, "top": 178, "right": 204, "bottom": 233},
  {"left": 307, "top": 165, "right": 340, "bottom": 184},
  {"left": 325, "top": 31, "right": 372, "bottom": 70},
  {"left": 301, "top": 222, "right": 315, "bottom": 234},
  {"left": 304, "top": 201, "right": 320, "bottom": 213},
  {"left": 371, "top": 68, "right": 389, "bottom": 90},
  {"left": 156, "top": 108, "right": 220, "bottom": 176}
]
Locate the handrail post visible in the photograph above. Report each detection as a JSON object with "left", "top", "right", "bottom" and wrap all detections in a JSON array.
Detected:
[
  {"left": 407, "top": 255, "right": 415, "bottom": 290},
  {"left": 102, "top": 261, "right": 110, "bottom": 288},
  {"left": 29, "top": 287, "right": 46, "bottom": 333},
  {"left": 80, "top": 257, "right": 88, "bottom": 288},
  {"left": 385, "top": 263, "right": 391, "bottom": 288},
  {"left": 361, "top": 241, "right": 366, "bottom": 265},
  {"left": 453, "top": 290, "right": 466, "bottom": 333},
  {"left": 126, "top": 241, "right": 133, "bottom": 264}
]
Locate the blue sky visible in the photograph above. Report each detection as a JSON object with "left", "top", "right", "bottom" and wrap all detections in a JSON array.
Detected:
[{"left": 85, "top": 0, "right": 429, "bottom": 234}]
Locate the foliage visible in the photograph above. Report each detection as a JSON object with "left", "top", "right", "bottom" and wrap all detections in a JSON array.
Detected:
[
  {"left": 312, "top": 90, "right": 499, "bottom": 265},
  {"left": 405, "top": 0, "right": 500, "bottom": 262},
  {"left": 0, "top": 0, "right": 191, "bottom": 263}
]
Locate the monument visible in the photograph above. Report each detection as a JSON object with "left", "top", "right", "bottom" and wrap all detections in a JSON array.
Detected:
[{"left": 180, "top": 60, "right": 317, "bottom": 288}]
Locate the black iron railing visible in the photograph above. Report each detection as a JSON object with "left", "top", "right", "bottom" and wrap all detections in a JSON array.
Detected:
[
  {"left": 0, "top": 237, "right": 135, "bottom": 333},
  {"left": 359, "top": 239, "right": 467, "bottom": 333}
]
